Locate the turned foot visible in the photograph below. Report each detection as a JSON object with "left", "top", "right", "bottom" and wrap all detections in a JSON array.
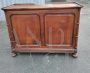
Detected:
[
  {"left": 11, "top": 52, "right": 17, "bottom": 57},
  {"left": 71, "top": 53, "right": 78, "bottom": 58}
]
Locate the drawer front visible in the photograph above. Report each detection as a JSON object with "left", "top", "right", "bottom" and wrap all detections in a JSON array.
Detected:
[
  {"left": 11, "top": 14, "right": 41, "bottom": 46},
  {"left": 44, "top": 13, "right": 75, "bottom": 47}
]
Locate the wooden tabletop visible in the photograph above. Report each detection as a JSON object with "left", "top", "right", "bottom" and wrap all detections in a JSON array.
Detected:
[{"left": 2, "top": 2, "right": 83, "bottom": 10}]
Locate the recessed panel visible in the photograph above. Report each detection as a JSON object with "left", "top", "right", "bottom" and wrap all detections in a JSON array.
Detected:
[
  {"left": 11, "top": 14, "right": 41, "bottom": 46},
  {"left": 45, "top": 13, "right": 74, "bottom": 46}
]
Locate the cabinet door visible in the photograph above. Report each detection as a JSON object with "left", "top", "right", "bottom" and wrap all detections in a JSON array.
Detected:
[
  {"left": 11, "top": 14, "right": 41, "bottom": 46},
  {"left": 45, "top": 13, "right": 74, "bottom": 47}
]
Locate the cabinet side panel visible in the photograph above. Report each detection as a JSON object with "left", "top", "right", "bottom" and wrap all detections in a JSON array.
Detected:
[
  {"left": 73, "top": 8, "right": 81, "bottom": 49},
  {"left": 4, "top": 12, "right": 16, "bottom": 50}
]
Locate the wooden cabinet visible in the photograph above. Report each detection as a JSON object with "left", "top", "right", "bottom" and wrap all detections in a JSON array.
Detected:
[{"left": 2, "top": 2, "right": 83, "bottom": 57}]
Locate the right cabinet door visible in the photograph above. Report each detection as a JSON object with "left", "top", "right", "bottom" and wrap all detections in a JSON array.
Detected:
[{"left": 45, "top": 13, "right": 75, "bottom": 48}]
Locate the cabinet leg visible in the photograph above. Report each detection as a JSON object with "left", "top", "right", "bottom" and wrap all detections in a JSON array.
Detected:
[
  {"left": 11, "top": 52, "right": 17, "bottom": 57},
  {"left": 71, "top": 53, "right": 78, "bottom": 58}
]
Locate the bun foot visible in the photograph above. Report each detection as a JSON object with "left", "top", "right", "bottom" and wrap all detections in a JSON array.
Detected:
[
  {"left": 71, "top": 53, "right": 78, "bottom": 58},
  {"left": 12, "top": 52, "right": 17, "bottom": 57}
]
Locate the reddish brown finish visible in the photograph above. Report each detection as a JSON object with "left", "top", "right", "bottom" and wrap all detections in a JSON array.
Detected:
[
  {"left": 45, "top": 14, "right": 74, "bottom": 45},
  {"left": 2, "top": 2, "right": 82, "bottom": 57},
  {"left": 11, "top": 14, "right": 41, "bottom": 45}
]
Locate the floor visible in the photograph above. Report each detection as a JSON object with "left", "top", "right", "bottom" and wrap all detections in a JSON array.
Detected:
[{"left": 0, "top": 3, "right": 90, "bottom": 73}]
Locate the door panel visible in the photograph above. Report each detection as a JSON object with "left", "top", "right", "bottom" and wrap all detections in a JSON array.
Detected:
[
  {"left": 11, "top": 14, "right": 41, "bottom": 46},
  {"left": 45, "top": 13, "right": 74, "bottom": 47}
]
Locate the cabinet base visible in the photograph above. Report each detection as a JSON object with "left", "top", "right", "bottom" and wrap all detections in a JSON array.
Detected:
[
  {"left": 71, "top": 53, "right": 78, "bottom": 58},
  {"left": 11, "top": 52, "right": 17, "bottom": 57},
  {"left": 11, "top": 47, "right": 77, "bottom": 58},
  {"left": 11, "top": 52, "right": 78, "bottom": 58}
]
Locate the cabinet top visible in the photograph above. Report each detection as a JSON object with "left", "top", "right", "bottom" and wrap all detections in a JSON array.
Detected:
[{"left": 2, "top": 2, "right": 83, "bottom": 10}]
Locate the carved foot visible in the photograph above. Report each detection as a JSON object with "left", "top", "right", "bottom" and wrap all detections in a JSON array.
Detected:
[
  {"left": 71, "top": 53, "right": 78, "bottom": 58},
  {"left": 11, "top": 52, "right": 17, "bottom": 57}
]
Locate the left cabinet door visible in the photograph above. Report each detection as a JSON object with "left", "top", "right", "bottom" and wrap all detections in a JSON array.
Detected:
[{"left": 11, "top": 14, "right": 41, "bottom": 46}]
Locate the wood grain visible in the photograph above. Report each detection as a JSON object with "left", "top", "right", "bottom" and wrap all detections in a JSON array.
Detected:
[{"left": 2, "top": 2, "right": 82, "bottom": 55}]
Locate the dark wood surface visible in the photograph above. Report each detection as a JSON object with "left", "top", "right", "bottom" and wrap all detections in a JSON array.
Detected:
[{"left": 2, "top": 2, "right": 82, "bottom": 57}]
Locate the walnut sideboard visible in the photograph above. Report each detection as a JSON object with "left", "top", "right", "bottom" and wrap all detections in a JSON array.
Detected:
[{"left": 2, "top": 2, "right": 83, "bottom": 57}]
